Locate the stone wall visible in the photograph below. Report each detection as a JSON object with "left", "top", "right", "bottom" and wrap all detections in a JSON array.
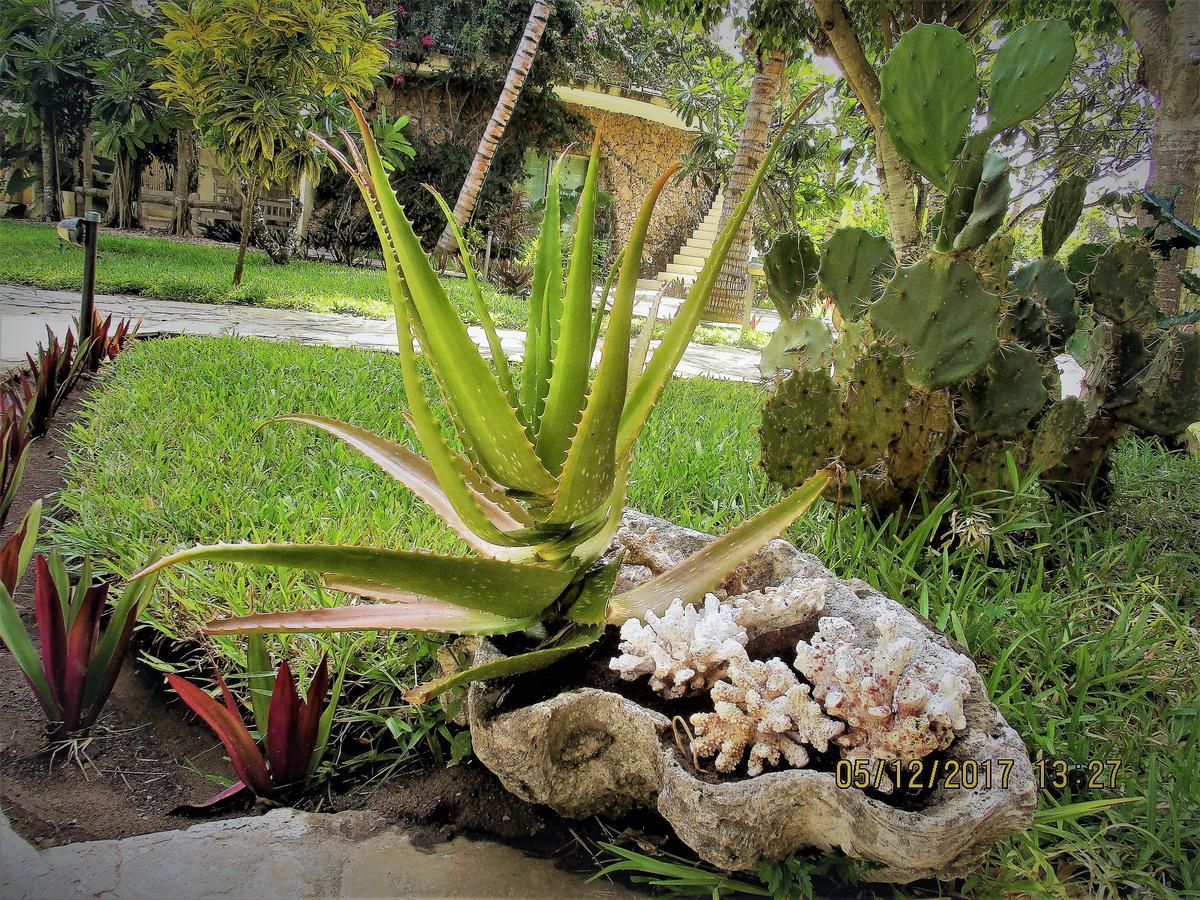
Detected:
[{"left": 566, "top": 104, "right": 712, "bottom": 277}]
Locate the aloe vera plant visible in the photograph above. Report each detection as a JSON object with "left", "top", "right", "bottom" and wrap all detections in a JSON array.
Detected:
[
  {"left": 136, "top": 98, "right": 829, "bottom": 702},
  {"left": 0, "top": 502, "right": 161, "bottom": 740},
  {"left": 167, "top": 640, "right": 335, "bottom": 804}
]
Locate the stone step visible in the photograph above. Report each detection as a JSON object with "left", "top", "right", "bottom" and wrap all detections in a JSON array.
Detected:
[
  {"left": 635, "top": 278, "right": 660, "bottom": 291},
  {"left": 665, "top": 261, "right": 703, "bottom": 276},
  {"left": 674, "top": 247, "right": 710, "bottom": 262}
]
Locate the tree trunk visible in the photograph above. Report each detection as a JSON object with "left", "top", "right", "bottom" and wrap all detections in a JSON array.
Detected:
[
  {"left": 433, "top": 0, "right": 554, "bottom": 261},
  {"left": 703, "top": 48, "right": 786, "bottom": 324},
  {"left": 172, "top": 129, "right": 194, "bottom": 236},
  {"left": 37, "top": 107, "right": 60, "bottom": 222},
  {"left": 233, "top": 181, "right": 256, "bottom": 285},
  {"left": 808, "top": 0, "right": 920, "bottom": 252},
  {"left": 106, "top": 152, "right": 133, "bottom": 229},
  {"left": 1115, "top": 0, "right": 1199, "bottom": 314},
  {"left": 295, "top": 170, "right": 316, "bottom": 248}
]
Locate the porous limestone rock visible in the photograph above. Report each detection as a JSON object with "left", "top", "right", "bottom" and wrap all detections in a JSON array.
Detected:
[
  {"left": 610, "top": 595, "right": 748, "bottom": 698},
  {"left": 690, "top": 656, "right": 844, "bottom": 776},
  {"left": 468, "top": 511, "right": 1036, "bottom": 883}
]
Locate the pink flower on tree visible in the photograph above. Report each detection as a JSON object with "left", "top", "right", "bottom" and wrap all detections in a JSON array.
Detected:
[{"left": 421, "top": 33, "right": 433, "bottom": 48}]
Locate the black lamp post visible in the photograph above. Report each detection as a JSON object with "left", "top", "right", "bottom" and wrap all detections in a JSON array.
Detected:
[{"left": 55, "top": 210, "right": 101, "bottom": 343}]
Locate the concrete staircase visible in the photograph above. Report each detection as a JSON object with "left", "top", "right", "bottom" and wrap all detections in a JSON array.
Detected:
[{"left": 636, "top": 193, "right": 724, "bottom": 293}]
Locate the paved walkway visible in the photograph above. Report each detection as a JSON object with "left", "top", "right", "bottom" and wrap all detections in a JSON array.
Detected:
[
  {"left": 0, "top": 284, "right": 763, "bottom": 381},
  {"left": 0, "top": 807, "right": 633, "bottom": 899}
]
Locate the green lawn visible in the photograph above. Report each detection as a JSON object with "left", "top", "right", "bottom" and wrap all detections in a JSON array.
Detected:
[
  {"left": 0, "top": 219, "right": 527, "bottom": 326},
  {"left": 54, "top": 335, "right": 1199, "bottom": 896},
  {"left": 0, "top": 220, "right": 772, "bottom": 353}
]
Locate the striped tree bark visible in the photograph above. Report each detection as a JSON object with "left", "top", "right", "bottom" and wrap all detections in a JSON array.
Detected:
[
  {"left": 703, "top": 47, "right": 786, "bottom": 324},
  {"left": 434, "top": 0, "right": 554, "bottom": 261}
]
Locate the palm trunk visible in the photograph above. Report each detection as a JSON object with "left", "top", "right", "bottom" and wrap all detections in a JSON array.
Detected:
[
  {"left": 808, "top": 0, "right": 920, "bottom": 253},
  {"left": 433, "top": 0, "right": 554, "bottom": 261},
  {"left": 172, "top": 129, "right": 194, "bottom": 236},
  {"left": 37, "top": 107, "right": 60, "bottom": 222},
  {"left": 233, "top": 180, "right": 256, "bottom": 285},
  {"left": 704, "top": 48, "right": 786, "bottom": 324}
]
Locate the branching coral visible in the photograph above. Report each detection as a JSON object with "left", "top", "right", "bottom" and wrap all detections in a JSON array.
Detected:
[
  {"left": 690, "top": 657, "right": 845, "bottom": 776},
  {"left": 610, "top": 595, "right": 748, "bottom": 698},
  {"left": 728, "top": 576, "right": 828, "bottom": 634},
  {"left": 794, "top": 613, "right": 973, "bottom": 790}
]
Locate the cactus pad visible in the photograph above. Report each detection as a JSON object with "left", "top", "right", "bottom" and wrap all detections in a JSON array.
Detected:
[
  {"left": 1012, "top": 259, "right": 1077, "bottom": 349},
  {"left": 887, "top": 390, "right": 954, "bottom": 493},
  {"left": 880, "top": 24, "right": 978, "bottom": 187},
  {"left": 961, "top": 344, "right": 1048, "bottom": 436},
  {"left": 1086, "top": 240, "right": 1158, "bottom": 328},
  {"left": 959, "top": 439, "right": 1027, "bottom": 492},
  {"left": 1066, "top": 242, "right": 1105, "bottom": 284},
  {"left": 818, "top": 228, "right": 895, "bottom": 322},
  {"left": 1030, "top": 397, "right": 1090, "bottom": 470},
  {"left": 759, "top": 317, "right": 833, "bottom": 378},
  {"left": 760, "top": 369, "right": 844, "bottom": 488},
  {"left": 763, "top": 231, "right": 820, "bottom": 321},
  {"left": 1041, "top": 175, "right": 1087, "bottom": 257},
  {"left": 985, "top": 20, "right": 1076, "bottom": 137},
  {"left": 973, "top": 234, "right": 1015, "bottom": 295},
  {"left": 953, "top": 152, "right": 1012, "bottom": 252},
  {"left": 842, "top": 346, "right": 909, "bottom": 467},
  {"left": 870, "top": 255, "right": 999, "bottom": 389},
  {"left": 1001, "top": 293, "right": 1050, "bottom": 350},
  {"left": 1114, "top": 328, "right": 1200, "bottom": 436}
]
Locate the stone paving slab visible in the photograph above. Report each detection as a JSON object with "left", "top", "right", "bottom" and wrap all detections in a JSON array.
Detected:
[
  {"left": 0, "top": 284, "right": 763, "bottom": 382},
  {"left": 0, "top": 808, "right": 635, "bottom": 899}
]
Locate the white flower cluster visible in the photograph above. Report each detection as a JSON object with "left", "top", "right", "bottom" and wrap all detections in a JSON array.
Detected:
[{"left": 610, "top": 595, "right": 747, "bottom": 699}]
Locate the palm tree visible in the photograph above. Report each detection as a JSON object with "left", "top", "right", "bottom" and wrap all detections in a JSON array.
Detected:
[
  {"left": 433, "top": 0, "right": 554, "bottom": 262},
  {"left": 703, "top": 46, "right": 785, "bottom": 324}
]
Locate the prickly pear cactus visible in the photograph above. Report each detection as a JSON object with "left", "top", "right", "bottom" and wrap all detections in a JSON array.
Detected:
[
  {"left": 1041, "top": 175, "right": 1087, "bottom": 258},
  {"left": 870, "top": 256, "right": 998, "bottom": 390},
  {"left": 817, "top": 228, "right": 895, "bottom": 322},
  {"left": 760, "top": 317, "right": 833, "bottom": 379},
  {"left": 759, "top": 20, "right": 1199, "bottom": 514},
  {"left": 763, "top": 232, "right": 820, "bottom": 321}
]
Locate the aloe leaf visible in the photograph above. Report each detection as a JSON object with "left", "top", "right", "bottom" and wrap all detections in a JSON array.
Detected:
[
  {"left": 34, "top": 555, "right": 67, "bottom": 710},
  {"left": 136, "top": 542, "right": 571, "bottom": 619},
  {"left": 608, "top": 469, "right": 831, "bottom": 622},
  {"left": 201, "top": 597, "right": 536, "bottom": 636},
  {"left": 268, "top": 415, "right": 532, "bottom": 557},
  {"left": 542, "top": 164, "right": 677, "bottom": 525},
  {"left": 617, "top": 95, "right": 818, "bottom": 461},
  {"left": 537, "top": 135, "right": 602, "bottom": 472},
  {"left": 566, "top": 552, "right": 624, "bottom": 625},
  {"left": 403, "top": 623, "right": 603, "bottom": 704},
  {"left": 0, "top": 444, "right": 30, "bottom": 529},
  {"left": 424, "top": 186, "right": 517, "bottom": 404},
  {"left": 349, "top": 102, "right": 554, "bottom": 495},
  {"left": 522, "top": 155, "right": 564, "bottom": 431},
  {"left": 0, "top": 583, "right": 60, "bottom": 720},
  {"left": 591, "top": 246, "right": 624, "bottom": 358}
]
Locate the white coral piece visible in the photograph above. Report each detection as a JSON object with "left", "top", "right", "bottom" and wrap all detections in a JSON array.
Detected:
[
  {"left": 728, "top": 576, "right": 828, "bottom": 634},
  {"left": 794, "top": 613, "right": 973, "bottom": 791},
  {"left": 610, "top": 595, "right": 748, "bottom": 699},
  {"left": 690, "top": 657, "right": 845, "bottom": 776}
]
